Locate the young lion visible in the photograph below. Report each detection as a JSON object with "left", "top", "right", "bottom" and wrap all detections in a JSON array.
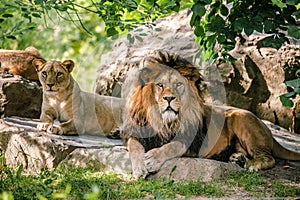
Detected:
[{"left": 33, "top": 59, "right": 126, "bottom": 136}]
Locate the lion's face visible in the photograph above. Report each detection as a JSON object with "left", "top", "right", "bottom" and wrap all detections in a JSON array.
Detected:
[
  {"left": 126, "top": 61, "right": 203, "bottom": 137},
  {"left": 153, "top": 69, "right": 187, "bottom": 123},
  {"left": 33, "top": 59, "right": 74, "bottom": 94}
]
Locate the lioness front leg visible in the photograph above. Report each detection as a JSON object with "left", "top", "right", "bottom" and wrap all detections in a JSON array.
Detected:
[
  {"left": 127, "top": 138, "right": 149, "bottom": 179},
  {"left": 55, "top": 119, "right": 77, "bottom": 135},
  {"left": 144, "top": 141, "right": 187, "bottom": 173}
]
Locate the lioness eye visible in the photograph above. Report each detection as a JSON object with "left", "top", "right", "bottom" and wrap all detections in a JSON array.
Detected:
[
  {"left": 156, "top": 83, "right": 163, "bottom": 88},
  {"left": 57, "top": 72, "right": 63, "bottom": 78},
  {"left": 41, "top": 71, "right": 47, "bottom": 77}
]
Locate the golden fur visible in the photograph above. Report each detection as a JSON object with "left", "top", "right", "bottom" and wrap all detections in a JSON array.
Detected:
[
  {"left": 33, "top": 59, "right": 125, "bottom": 135},
  {"left": 122, "top": 50, "right": 300, "bottom": 179},
  {"left": 0, "top": 46, "right": 45, "bottom": 81}
]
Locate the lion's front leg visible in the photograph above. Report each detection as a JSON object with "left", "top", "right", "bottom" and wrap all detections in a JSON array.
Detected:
[
  {"left": 127, "top": 137, "right": 149, "bottom": 179},
  {"left": 144, "top": 141, "right": 187, "bottom": 173}
]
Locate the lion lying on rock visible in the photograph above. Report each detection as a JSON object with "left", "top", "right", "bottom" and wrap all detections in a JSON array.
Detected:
[
  {"left": 0, "top": 46, "right": 45, "bottom": 81},
  {"left": 33, "top": 59, "right": 125, "bottom": 136},
  {"left": 121, "top": 50, "right": 300, "bottom": 179}
]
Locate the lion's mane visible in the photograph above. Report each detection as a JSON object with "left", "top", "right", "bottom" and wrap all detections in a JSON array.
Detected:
[{"left": 122, "top": 50, "right": 207, "bottom": 156}]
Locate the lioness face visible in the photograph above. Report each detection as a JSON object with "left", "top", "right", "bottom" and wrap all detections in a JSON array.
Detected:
[
  {"left": 154, "top": 69, "right": 187, "bottom": 123},
  {"left": 33, "top": 59, "right": 74, "bottom": 94}
]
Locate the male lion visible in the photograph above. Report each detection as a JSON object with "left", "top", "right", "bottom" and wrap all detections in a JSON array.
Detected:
[
  {"left": 121, "top": 50, "right": 300, "bottom": 179},
  {"left": 33, "top": 59, "right": 125, "bottom": 136}
]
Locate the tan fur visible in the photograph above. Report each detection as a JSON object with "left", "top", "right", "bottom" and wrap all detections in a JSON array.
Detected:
[
  {"left": 122, "top": 50, "right": 300, "bottom": 179},
  {"left": 122, "top": 60, "right": 204, "bottom": 179},
  {"left": 33, "top": 59, "right": 125, "bottom": 135},
  {"left": 0, "top": 46, "right": 45, "bottom": 81}
]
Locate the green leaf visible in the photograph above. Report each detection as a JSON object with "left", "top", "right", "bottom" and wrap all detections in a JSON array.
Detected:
[
  {"left": 294, "top": 88, "right": 300, "bottom": 95},
  {"left": 292, "top": 10, "right": 300, "bottom": 18},
  {"left": 135, "top": 35, "right": 143, "bottom": 42},
  {"left": 283, "top": 91, "right": 296, "bottom": 98},
  {"left": 6, "top": 35, "right": 16, "bottom": 39},
  {"left": 262, "top": 36, "right": 287, "bottom": 49},
  {"left": 264, "top": 20, "right": 274, "bottom": 33},
  {"left": 194, "top": 25, "right": 204, "bottom": 37},
  {"left": 272, "top": 0, "right": 287, "bottom": 9},
  {"left": 217, "top": 34, "right": 226, "bottom": 43},
  {"left": 286, "top": 0, "right": 297, "bottom": 5},
  {"left": 127, "top": 33, "right": 134, "bottom": 44},
  {"left": 192, "top": 2, "right": 206, "bottom": 19},
  {"left": 280, "top": 95, "right": 294, "bottom": 107},
  {"left": 2, "top": 14, "right": 13, "bottom": 18},
  {"left": 106, "top": 27, "right": 118, "bottom": 37},
  {"left": 220, "top": 5, "right": 228, "bottom": 16},
  {"left": 296, "top": 69, "right": 300, "bottom": 76},
  {"left": 16, "top": 164, "right": 23, "bottom": 180},
  {"left": 233, "top": 18, "right": 247, "bottom": 33},
  {"left": 32, "top": 13, "right": 41, "bottom": 18},
  {"left": 286, "top": 78, "right": 300, "bottom": 89},
  {"left": 287, "top": 25, "right": 300, "bottom": 39}
]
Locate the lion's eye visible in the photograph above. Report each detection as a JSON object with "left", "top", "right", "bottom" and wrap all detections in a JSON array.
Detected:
[
  {"left": 176, "top": 82, "right": 183, "bottom": 88},
  {"left": 57, "top": 72, "right": 64, "bottom": 78},
  {"left": 156, "top": 83, "right": 163, "bottom": 88},
  {"left": 41, "top": 71, "right": 47, "bottom": 77}
]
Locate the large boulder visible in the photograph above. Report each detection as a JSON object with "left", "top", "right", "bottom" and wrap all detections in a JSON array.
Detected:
[
  {"left": 0, "top": 72, "right": 42, "bottom": 119},
  {"left": 93, "top": 9, "right": 300, "bottom": 133}
]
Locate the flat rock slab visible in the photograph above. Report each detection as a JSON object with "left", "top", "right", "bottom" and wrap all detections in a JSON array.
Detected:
[{"left": 1, "top": 117, "right": 299, "bottom": 182}]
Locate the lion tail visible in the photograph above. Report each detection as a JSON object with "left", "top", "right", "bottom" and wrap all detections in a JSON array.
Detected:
[{"left": 272, "top": 138, "right": 300, "bottom": 160}]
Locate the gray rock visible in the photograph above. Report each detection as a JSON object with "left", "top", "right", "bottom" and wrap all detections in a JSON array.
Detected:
[
  {"left": 152, "top": 158, "right": 242, "bottom": 182},
  {"left": 0, "top": 73, "right": 42, "bottom": 119}
]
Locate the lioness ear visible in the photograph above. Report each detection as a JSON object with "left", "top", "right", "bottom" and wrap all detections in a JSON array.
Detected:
[
  {"left": 62, "top": 60, "right": 75, "bottom": 73},
  {"left": 32, "top": 58, "right": 46, "bottom": 72}
]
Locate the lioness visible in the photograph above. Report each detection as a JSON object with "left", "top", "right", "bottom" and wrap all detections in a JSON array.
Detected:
[
  {"left": 33, "top": 59, "right": 125, "bottom": 135},
  {"left": 121, "top": 50, "right": 300, "bottom": 179},
  {"left": 0, "top": 46, "right": 45, "bottom": 81}
]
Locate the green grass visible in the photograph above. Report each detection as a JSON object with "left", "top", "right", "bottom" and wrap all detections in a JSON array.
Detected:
[{"left": 1, "top": 164, "right": 299, "bottom": 199}]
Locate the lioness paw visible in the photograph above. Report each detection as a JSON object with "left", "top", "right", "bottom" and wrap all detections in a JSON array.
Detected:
[
  {"left": 144, "top": 149, "right": 164, "bottom": 173},
  {"left": 37, "top": 123, "right": 50, "bottom": 131},
  {"left": 47, "top": 125, "right": 64, "bottom": 135}
]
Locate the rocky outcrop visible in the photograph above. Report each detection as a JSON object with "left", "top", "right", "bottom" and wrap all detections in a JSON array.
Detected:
[
  {"left": 1, "top": 117, "right": 299, "bottom": 182},
  {"left": 93, "top": 9, "right": 300, "bottom": 133},
  {"left": 94, "top": 9, "right": 199, "bottom": 97},
  {"left": 0, "top": 72, "right": 42, "bottom": 119}
]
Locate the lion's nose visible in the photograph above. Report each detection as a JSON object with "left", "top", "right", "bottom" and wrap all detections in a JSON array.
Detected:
[
  {"left": 47, "top": 83, "right": 54, "bottom": 88},
  {"left": 163, "top": 96, "right": 175, "bottom": 102}
]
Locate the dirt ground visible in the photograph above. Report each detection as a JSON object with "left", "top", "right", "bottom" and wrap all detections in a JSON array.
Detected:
[{"left": 259, "top": 159, "right": 300, "bottom": 184}]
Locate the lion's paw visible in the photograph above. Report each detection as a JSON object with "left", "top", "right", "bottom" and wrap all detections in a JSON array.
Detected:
[
  {"left": 37, "top": 123, "right": 50, "bottom": 131},
  {"left": 144, "top": 149, "right": 164, "bottom": 173},
  {"left": 47, "top": 125, "right": 64, "bottom": 135},
  {"left": 229, "top": 152, "right": 247, "bottom": 168},
  {"left": 248, "top": 165, "right": 259, "bottom": 172},
  {"left": 132, "top": 164, "right": 148, "bottom": 180}
]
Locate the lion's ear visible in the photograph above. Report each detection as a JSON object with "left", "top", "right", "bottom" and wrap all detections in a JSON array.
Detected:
[
  {"left": 32, "top": 58, "right": 46, "bottom": 72},
  {"left": 62, "top": 60, "right": 75, "bottom": 73}
]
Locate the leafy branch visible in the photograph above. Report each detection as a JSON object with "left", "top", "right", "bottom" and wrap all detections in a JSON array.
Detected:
[{"left": 280, "top": 69, "right": 300, "bottom": 107}]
